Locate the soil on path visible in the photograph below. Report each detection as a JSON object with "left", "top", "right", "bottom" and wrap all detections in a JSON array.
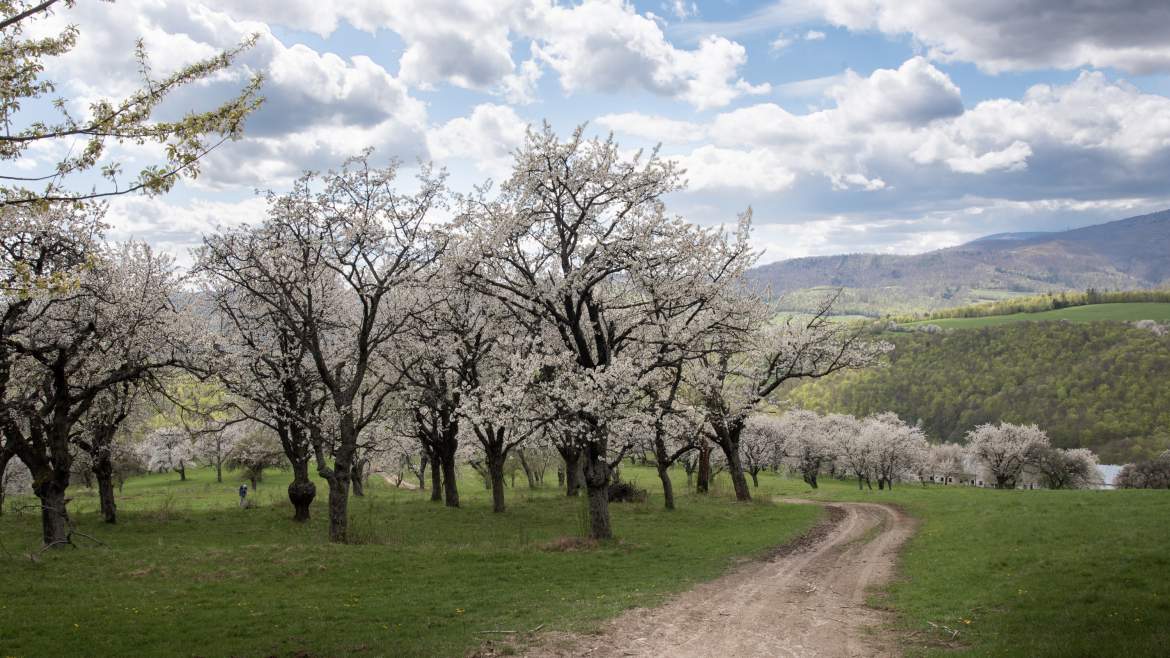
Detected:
[{"left": 521, "top": 499, "right": 916, "bottom": 658}]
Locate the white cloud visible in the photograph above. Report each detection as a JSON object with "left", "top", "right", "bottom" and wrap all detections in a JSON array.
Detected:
[
  {"left": 910, "top": 71, "right": 1170, "bottom": 174},
  {"left": 596, "top": 113, "right": 707, "bottom": 142},
  {"left": 105, "top": 195, "right": 270, "bottom": 265},
  {"left": 804, "top": 30, "right": 826, "bottom": 41},
  {"left": 666, "top": 1, "right": 699, "bottom": 20},
  {"left": 677, "top": 146, "right": 797, "bottom": 192},
  {"left": 427, "top": 104, "right": 529, "bottom": 180},
  {"left": 770, "top": 35, "right": 793, "bottom": 53},
  {"left": 827, "top": 57, "right": 963, "bottom": 126},
  {"left": 31, "top": 1, "right": 429, "bottom": 189},
  {"left": 812, "top": 0, "right": 1170, "bottom": 74},
  {"left": 531, "top": 1, "right": 768, "bottom": 110}
]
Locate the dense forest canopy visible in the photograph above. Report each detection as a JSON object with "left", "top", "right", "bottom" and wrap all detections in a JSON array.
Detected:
[{"left": 789, "top": 321, "right": 1170, "bottom": 463}]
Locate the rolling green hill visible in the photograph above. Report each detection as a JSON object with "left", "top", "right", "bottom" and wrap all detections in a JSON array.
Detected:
[
  {"left": 788, "top": 321, "right": 1170, "bottom": 462},
  {"left": 904, "top": 302, "right": 1170, "bottom": 329}
]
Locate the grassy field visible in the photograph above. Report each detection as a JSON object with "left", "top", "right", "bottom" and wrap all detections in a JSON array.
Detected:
[
  {"left": 0, "top": 466, "right": 820, "bottom": 657},
  {"left": 905, "top": 302, "right": 1170, "bottom": 329},
  {"left": 754, "top": 476, "right": 1170, "bottom": 657},
  {"left": 3, "top": 466, "right": 1168, "bottom": 657}
]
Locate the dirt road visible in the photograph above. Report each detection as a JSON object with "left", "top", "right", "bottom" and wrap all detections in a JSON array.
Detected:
[{"left": 524, "top": 500, "right": 915, "bottom": 658}]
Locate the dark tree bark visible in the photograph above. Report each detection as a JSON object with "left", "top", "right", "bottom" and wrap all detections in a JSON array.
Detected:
[
  {"left": 93, "top": 453, "right": 117, "bottom": 524},
  {"left": 326, "top": 474, "right": 350, "bottom": 543},
  {"left": 559, "top": 445, "right": 582, "bottom": 497},
  {"left": 489, "top": 454, "right": 507, "bottom": 513},
  {"left": 0, "top": 449, "right": 10, "bottom": 516},
  {"left": 33, "top": 470, "right": 71, "bottom": 548},
  {"left": 709, "top": 422, "right": 752, "bottom": 502},
  {"left": 440, "top": 451, "right": 460, "bottom": 508},
  {"left": 696, "top": 441, "right": 711, "bottom": 494},
  {"left": 350, "top": 461, "right": 365, "bottom": 497},
  {"left": 288, "top": 460, "right": 315, "bottom": 522},
  {"left": 518, "top": 450, "right": 538, "bottom": 489},
  {"left": 429, "top": 456, "right": 442, "bottom": 502},
  {"left": 582, "top": 440, "right": 613, "bottom": 540},
  {"left": 656, "top": 463, "right": 675, "bottom": 510}
]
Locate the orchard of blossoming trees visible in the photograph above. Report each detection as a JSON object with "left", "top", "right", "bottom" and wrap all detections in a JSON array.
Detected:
[{"left": 0, "top": 2, "right": 1109, "bottom": 550}]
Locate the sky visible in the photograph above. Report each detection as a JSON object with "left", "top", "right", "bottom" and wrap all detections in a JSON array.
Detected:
[{"left": 20, "top": 0, "right": 1170, "bottom": 264}]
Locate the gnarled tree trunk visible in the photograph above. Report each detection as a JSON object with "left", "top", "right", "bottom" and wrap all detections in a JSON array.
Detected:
[
  {"left": 288, "top": 460, "right": 315, "bottom": 522},
  {"left": 582, "top": 442, "right": 613, "bottom": 540},
  {"left": 33, "top": 472, "right": 71, "bottom": 548}
]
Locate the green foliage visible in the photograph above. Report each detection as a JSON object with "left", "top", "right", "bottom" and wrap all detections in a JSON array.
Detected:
[
  {"left": 790, "top": 321, "right": 1170, "bottom": 462},
  {"left": 0, "top": 465, "right": 819, "bottom": 657},
  {"left": 756, "top": 475, "right": 1170, "bottom": 657},
  {"left": 900, "top": 302, "right": 1170, "bottom": 329}
]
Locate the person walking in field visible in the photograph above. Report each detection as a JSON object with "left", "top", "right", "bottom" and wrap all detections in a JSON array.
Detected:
[{"left": 238, "top": 483, "right": 248, "bottom": 508}]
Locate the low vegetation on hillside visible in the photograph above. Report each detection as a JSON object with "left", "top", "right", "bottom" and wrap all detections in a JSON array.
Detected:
[{"left": 896, "top": 288, "right": 1170, "bottom": 323}]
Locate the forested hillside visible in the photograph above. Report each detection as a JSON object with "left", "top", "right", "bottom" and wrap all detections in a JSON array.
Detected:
[
  {"left": 747, "top": 210, "right": 1170, "bottom": 315},
  {"left": 788, "top": 321, "right": 1170, "bottom": 462}
]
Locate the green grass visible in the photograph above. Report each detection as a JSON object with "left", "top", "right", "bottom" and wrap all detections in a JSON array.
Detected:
[
  {"left": 0, "top": 466, "right": 819, "bottom": 657},
  {"left": 905, "top": 302, "right": 1170, "bottom": 329},
  {"left": 753, "top": 475, "right": 1170, "bottom": 657},
  {"left": 4, "top": 466, "right": 1168, "bottom": 657}
]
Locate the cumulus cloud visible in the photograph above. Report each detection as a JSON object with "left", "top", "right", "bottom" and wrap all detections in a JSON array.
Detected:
[
  {"left": 812, "top": 0, "right": 1170, "bottom": 74},
  {"left": 200, "top": 0, "right": 765, "bottom": 109},
  {"left": 677, "top": 146, "right": 797, "bottom": 192},
  {"left": 672, "top": 57, "right": 1170, "bottom": 209},
  {"left": 427, "top": 104, "right": 529, "bottom": 180},
  {"left": 532, "top": 1, "right": 769, "bottom": 110},
  {"left": 36, "top": 1, "right": 429, "bottom": 188}
]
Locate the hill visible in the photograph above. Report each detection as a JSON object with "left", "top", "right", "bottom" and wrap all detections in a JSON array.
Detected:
[
  {"left": 904, "top": 302, "right": 1170, "bottom": 329},
  {"left": 748, "top": 209, "right": 1170, "bottom": 315},
  {"left": 787, "top": 321, "right": 1170, "bottom": 462}
]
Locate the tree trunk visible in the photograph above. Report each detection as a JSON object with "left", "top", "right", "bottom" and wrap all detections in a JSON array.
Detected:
[
  {"left": 417, "top": 454, "right": 427, "bottom": 491},
  {"left": 561, "top": 447, "right": 582, "bottom": 497},
  {"left": 93, "top": 454, "right": 117, "bottom": 524},
  {"left": 656, "top": 463, "right": 675, "bottom": 511},
  {"left": 696, "top": 442, "right": 711, "bottom": 494},
  {"left": 857, "top": 475, "right": 864, "bottom": 490},
  {"left": 441, "top": 454, "right": 460, "bottom": 508},
  {"left": 489, "top": 453, "right": 507, "bottom": 513},
  {"left": 326, "top": 474, "right": 349, "bottom": 543},
  {"left": 34, "top": 474, "right": 70, "bottom": 548},
  {"left": 0, "top": 450, "right": 12, "bottom": 516},
  {"left": 518, "top": 451, "right": 537, "bottom": 489},
  {"left": 215, "top": 459, "right": 223, "bottom": 483},
  {"left": 288, "top": 460, "right": 315, "bottom": 522},
  {"left": 715, "top": 428, "right": 752, "bottom": 502},
  {"left": 582, "top": 444, "right": 613, "bottom": 540},
  {"left": 429, "top": 456, "right": 442, "bottom": 502},
  {"left": 177, "top": 460, "right": 186, "bottom": 481},
  {"left": 750, "top": 470, "right": 759, "bottom": 488},
  {"left": 351, "top": 464, "right": 365, "bottom": 497}
]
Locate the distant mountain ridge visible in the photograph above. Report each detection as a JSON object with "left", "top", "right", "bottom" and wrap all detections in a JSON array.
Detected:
[{"left": 746, "top": 209, "right": 1170, "bottom": 315}]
